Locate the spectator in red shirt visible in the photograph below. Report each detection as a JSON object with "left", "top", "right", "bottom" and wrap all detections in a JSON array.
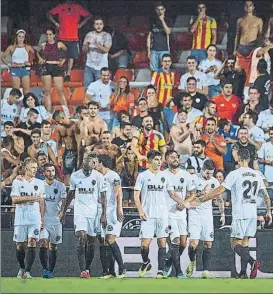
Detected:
[
  {"left": 212, "top": 80, "right": 241, "bottom": 124},
  {"left": 47, "top": 0, "right": 92, "bottom": 81}
]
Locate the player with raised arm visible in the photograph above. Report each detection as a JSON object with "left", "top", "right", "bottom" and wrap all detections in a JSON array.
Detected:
[
  {"left": 96, "top": 154, "right": 126, "bottom": 278},
  {"left": 39, "top": 163, "right": 67, "bottom": 278},
  {"left": 134, "top": 150, "right": 185, "bottom": 279},
  {"left": 11, "top": 158, "right": 46, "bottom": 279},
  {"left": 162, "top": 150, "right": 196, "bottom": 278},
  {"left": 200, "top": 148, "right": 272, "bottom": 279},
  {"left": 186, "top": 159, "right": 225, "bottom": 279},
  {"left": 59, "top": 153, "right": 107, "bottom": 278}
]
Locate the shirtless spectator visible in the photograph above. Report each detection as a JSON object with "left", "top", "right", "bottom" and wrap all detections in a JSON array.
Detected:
[
  {"left": 84, "top": 67, "right": 116, "bottom": 130},
  {"left": 170, "top": 109, "right": 195, "bottom": 163},
  {"left": 79, "top": 101, "right": 108, "bottom": 148},
  {"left": 242, "top": 109, "right": 265, "bottom": 150},
  {"left": 87, "top": 131, "right": 122, "bottom": 172},
  {"left": 112, "top": 122, "right": 133, "bottom": 152},
  {"left": 200, "top": 118, "right": 227, "bottom": 169},
  {"left": 75, "top": 105, "right": 89, "bottom": 121},
  {"left": 1, "top": 136, "right": 20, "bottom": 180},
  {"left": 211, "top": 80, "right": 242, "bottom": 124},
  {"left": 186, "top": 140, "right": 210, "bottom": 175},
  {"left": 52, "top": 110, "right": 78, "bottom": 184},
  {"left": 14, "top": 108, "right": 41, "bottom": 152},
  {"left": 234, "top": 1, "right": 263, "bottom": 87},
  {"left": 179, "top": 56, "right": 208, "bottom": 95},
  {"left": 7, "top": 125, "right": 24, "bottom": 155},
  {"left": 41, "top": 120, "right": 58, "bottom": 157},
  {"left": 172, "top": 93, "right": 202, "bottom": 125},
  {"left": 214, "top": 55, "right": 246, "bottom": 99},
  {"left": 0, "top": 88, "right": 22, "bottom": 126},
  {"left": 47, "top": 0, "right": 92, "bottom": 81},
  {"left": 82, "top": 16, "right": 112, "bottom": 88},
  {"left": 112, "top": 110, "right": 130, "bottom": 138}
]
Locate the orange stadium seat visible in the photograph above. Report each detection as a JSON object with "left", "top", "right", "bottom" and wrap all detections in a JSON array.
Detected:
[
  {"left": 30, "top": 70, "right": 42, "bottom": 87},
  {"left": 128, "top": 33, "right": 147, "bottom": 51},
  {"left": 69, "top": 87, "right": 85, "bottom": 105},
  {"left": 130, "top": 87, "right": 140, "bottom": 102},
  {"left": 51, "top": 87, "right": 71, "bottom": 106},
  {"left": 114, "top": 69, "right": 134, "bottom": 82},
  {"left": 132, "top": 51, "right": 149, "bottom": 69},
  {"left": 175, "top": 32, "right": 193, "bottom": 50},
  {"left": 54, "top": 105, "right": 74, "bottom": 115},
  {"left": 1, "top": 70, "right": 12, "bottom": 88},
  {"left": 64, "top": 69, "right": 84, "bottom": 87}
]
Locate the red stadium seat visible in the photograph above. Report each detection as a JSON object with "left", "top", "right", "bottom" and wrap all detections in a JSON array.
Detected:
[
  {"left": 175, "top": 32, "right": 193, "bottom": 50},
  {"left": 108, "top": 16, "right": 128, "bottom": 31},
  {"left": 30, "top": 70, "right": 41, "bottom": 87},
  {"left": 130, "top": 88, "right": 140, "bottom": 102},
  {"left": 69, "top": 87, "right": 85, "bottom": 105},
  {"left": 130, "top": 16, "right": 149, "bottom": 32},
  {"left": 1, "top": 70, "right": 12, "bottom": 88},
  {"left": 64, "top": 69, "right": 84, "bottom": 87},
  {"left": 1, "top": 33, "right": 8, "bottom": 51},
  {"left": 54, "top": 105, "right": 74, "bottom": 115},
  {"left": 113, "top": 69, "right": 134, "bottom": 83},
  {"left": 132, "top": 51, "right": 149, "bottom": 69},
  {"left": 128, "top": 33, "right": 147, "bottom": 51},
  {"left": 51, "top": 87, "right": 71, "bottom": 106}
]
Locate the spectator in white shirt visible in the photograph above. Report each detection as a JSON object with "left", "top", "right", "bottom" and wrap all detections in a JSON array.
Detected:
[
  {"left": 256, "top": 99, "right": 273, "bottom": 138},
  {"left": 82, "top": 16, "right": 112, "bottom": 89},
  {"left": 198, "top": 44, "right": 222, "bottom": 98},
  {"left": 1, "top": 88, "right": 22, "bottom": 126},
  {"left": 84, "top": 67, "right": 116, "bottom": 130},
  {"left": 243, "top": 109, "right": 265, "bottom": 150},
  {"left": 179, "top": 55, "right": 208, "bottom": 95},
  {"left": 258, "top": 127, "right": 273, "bottom": 185},
  {"left": 172, "top": 92, "right": 202, "bottom": 125}
]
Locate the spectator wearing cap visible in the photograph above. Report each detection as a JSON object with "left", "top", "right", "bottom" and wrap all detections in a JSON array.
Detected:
[
  {"left": 179, "top": 56, "right": 208, "bottom": 95},
  {"left": 217, "top": 118, "right": 238, "bottom": 174},
  {"left": 47, "top": 0, "right": 92, "bottom": 82},
  {"left": 0, "top": 88, "right": 22, "bottom": 126},
  {"left": 151, "top": 53, "right": 175, "bottom": 131},
  {"left": 147, "top": 2, "right": 173, "bottom": 72},
  {"left": 211, "top": 80, "right": 241, "bottom": 124},
  {"left": 82, "top": 16, "right": 112, "bottom": 88},
  {"left": 1, "top": 29, "right": 35, "bottom": 94}
]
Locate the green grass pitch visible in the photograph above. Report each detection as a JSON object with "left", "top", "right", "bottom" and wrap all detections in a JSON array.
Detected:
[{"left": 2, "top": 278, "right": 273, "bottom": 293}]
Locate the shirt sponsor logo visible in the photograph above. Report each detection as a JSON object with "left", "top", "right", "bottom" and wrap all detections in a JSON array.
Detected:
[
  {"left": 147, "top": 185, "right": 164, "bottom": 191},
  {"left": 78, "top": 188, "right": 95, "bottom": 194}
]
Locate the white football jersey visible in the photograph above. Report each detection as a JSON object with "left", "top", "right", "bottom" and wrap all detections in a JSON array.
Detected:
[
  {"left": 162, "top": 169, "right": 195, "bottom": 219},
  {"left": 222, "top": 167, "right": 266, "bottom": 219},
  {"left": 134, "top": 170, "right": 172, "bottom": 218},
  {"left": 44, "top": 179, "right": 67, "bottom": 225},
  {"left": 189, "top": 174, "right": 220, "bottom": 215},
  {"left": 104, "top": 169, "right": 121, "bottom": 217},
  {"left": 0, "top": 99, "right": 20, "bottom": 123},
  {"left": 11, "top": 178, "right": 46, "bottom": 226},
  {"left": 70, "top": 169, "right": 107, "bottom": 218}
]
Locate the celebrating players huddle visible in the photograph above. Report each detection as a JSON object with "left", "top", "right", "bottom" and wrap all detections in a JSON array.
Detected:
[{"left": 11, "top": 148, "right": 272, "bottom": 279}]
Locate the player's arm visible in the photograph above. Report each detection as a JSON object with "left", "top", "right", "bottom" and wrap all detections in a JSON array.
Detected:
[
  {"left": 59, "top": 190, "right": 75, "bottom": 222},
  {"left": 216, "top": 194, "right": 225, "bottom": 226},
  {"left": 40, "top": 198, "right": 45, "bottom": 229},
  {"left": 200, "top": 185, "right": 226, "bottom": 203},
  {"left": 259, "top": 189, "right": 272, "bottom": 225},
  {"left": 168, "top": 190, "right": 186, "bottom": 209},
  {"left": 12, "top": 195, "right": 41, "bottom": 204},
  {"left": 114, "top": 185, "right": 124, "bottom": 222},
  {"left": 100, "top": 191, "right": 107, "bottom": 229},
  {"left": 134, "top": 190, "right": 147, "bottom": 221}
]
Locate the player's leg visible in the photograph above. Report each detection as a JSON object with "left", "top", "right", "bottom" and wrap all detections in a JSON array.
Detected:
[
  {"left": 75, "top": 230, "right": 88, "bottom": 277},
  {"left": 14, "top": 225, "right": 27, "bottom": 278},
  {"left": 201, "top": 241, "right": 213, "bottom": 279},
  {"left": 236, "top": 237, "right": 249, "bottom": 279},
  {"left": 155, "top": 218, "right": 168, "bottom": 279},
  {"left": 39, "top": 238, "right": 49, "bottom": 278},
  {"left": 106, "top": 234, "right": 125, "bottom": 278},
  {"left": 186, "top": 239, "right": 199, "bottom": 277},
  {"left": 179, "top": 235, "right": 187, "bottom": 257},
  {"left": 97, "top": 235, "right": 109, "bottom": 277}
]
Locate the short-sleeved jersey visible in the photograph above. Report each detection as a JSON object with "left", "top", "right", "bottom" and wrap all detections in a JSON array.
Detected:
[
  {"left": 44, "top": 179, "right": 67, "bottom": 225},
  {"left": 189, "top": 174, "right": 220, "bottom": 215},
  {"left": 70, "top": 169, "right": 107, "bottom": 218},
  {"left": 222, "top": 167, "right": 266, "bottom": 219},
  {"left": 162, "top": 169, "right": 195, "bottom": 219},
  {"left": 151, "top": 68, "right": 175, "bottom": 107},
  {"left": 11, "top": 178, "right": 46, "bottom": 226},
  {"left": 134, "top": 170, "right": 171, "bottom": 218},
  {"left": 104, "top": 169, "right": 121, "bottom": 216},
  {"left": 50, "top": 4, "right": 90, "bottom": 41},
  {"left": 0, "top": 99, "right": 20, "bottom": 123},
  {"left": 133, "top": 130, "right": 166, "bottom": 169},
  {"left": 192, "top": 16, "right": 217, "bottom": 50}
]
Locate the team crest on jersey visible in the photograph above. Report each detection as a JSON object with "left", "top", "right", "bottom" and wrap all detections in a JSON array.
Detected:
[
  {"left": 180, "top": 178, "right": 184, "bottom": 183},
  {"left": 210, "top": 232, "right": 214, "bottom": 238},
  {"left": 114, "top": 179, "right": 121, "bottom": 186},
  {"left": 13, "top": 108, "right": 16, "bottom": 113},
  {"left": 56, "top": 236, "right": 61, "bottom": 242},
  {"left": 34, "top": 229, "right": 39, "bottom": 235},
  {"left": 211, "top": 184, "right": 215, "bottom": 188},
  {"left": 165, "top": 225, "right": 171, "bottom": 233},
  {"left": 54, "top": 188, "right": 58, "bottom": 194},
  {"left": 161, "top": 177, "right": 165, "bottom": 183},
  {"left": 92, "top": 180, "right": 96, "bottom": 185},
  {"left": 107, "top": 225, "right": 113, "bottom": 231},
  {"left": 34, "top": 185, "right": 38, "bottom": 191}
]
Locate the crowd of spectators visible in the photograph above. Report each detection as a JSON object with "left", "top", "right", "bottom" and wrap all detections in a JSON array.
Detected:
[{"left": 1, "top": 0, "right": 273, "bottom": 212}]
